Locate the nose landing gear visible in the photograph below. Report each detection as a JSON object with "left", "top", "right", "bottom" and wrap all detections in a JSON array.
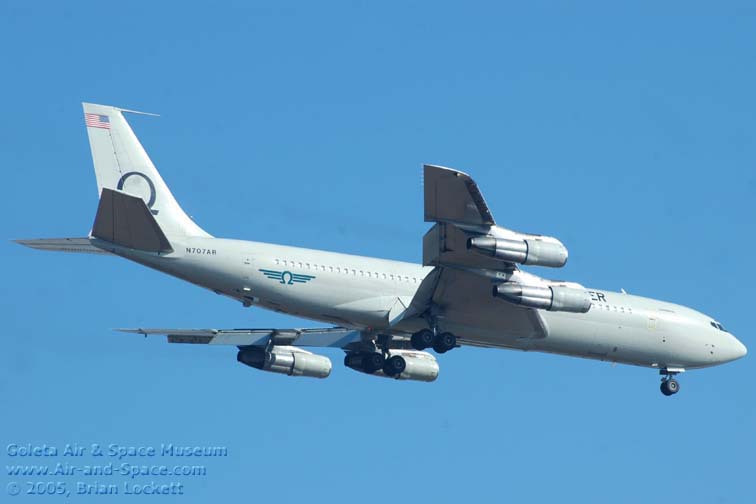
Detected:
[
  {"left": 659, "top": 369, "right": 682, "bottom": 396},
  {"left": 660, "top": 378, "right": 680, "bottom": 396}
]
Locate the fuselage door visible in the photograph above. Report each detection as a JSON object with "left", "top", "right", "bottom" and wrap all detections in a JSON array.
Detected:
[
  {"left": 238, "top": 256, "right": 257, "bottom": 306},
  {"left": 647, "top": 317, "right": 658, "bottom": 331}
]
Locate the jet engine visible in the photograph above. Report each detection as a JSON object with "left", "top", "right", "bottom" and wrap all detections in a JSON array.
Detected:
[
  {"left": 237, "top": 346, "right": 332, "bottom": 378},
  {"left": 344, "top": 350, "right": 439, "bottom": 382},
  {"left": 467, "top": 235, "right": 568, "bottom": 268},
  {"left": 493, "top": 282, "right": 591, "bottom": 313}
]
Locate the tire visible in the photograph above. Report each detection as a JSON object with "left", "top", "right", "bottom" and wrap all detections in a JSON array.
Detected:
[
  {"left": 433, "top": 332, "right": 457, "bottom": 353},
  {"left": 362, "top": 353, "right": 385, "bottom": 374},
  {"left": 411, "top": 329, "right": 435, "bottom": 350},
  {"left": 660, "top": 382, "right": 672, "bottom": 396},
  {"left": 660, "top": 379, "right": 680, "bottom": 396},
  {"left": 383, "top": 355, "right": 406, "bottom": 377}
]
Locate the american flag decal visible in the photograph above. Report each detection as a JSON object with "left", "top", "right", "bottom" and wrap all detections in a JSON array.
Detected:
[{"left": 84, "top": 113, "right": 111, "bottom": 129}]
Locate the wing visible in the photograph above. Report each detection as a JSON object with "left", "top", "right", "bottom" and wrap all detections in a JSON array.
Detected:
[
  {"left": 422, "top": 164, "right": 512, "bottom": 272},
  {"left": 424, "top": 164, "right": 495, "bottom": 226},
  {"left": 414, "top": 164, "right": 549, "bottom": 341},
  {"left": 118, "top": 327, "right": 369, "bottom": 350},
  {"left": 430, "top": 267, "right": 547, "bottom": 340}
]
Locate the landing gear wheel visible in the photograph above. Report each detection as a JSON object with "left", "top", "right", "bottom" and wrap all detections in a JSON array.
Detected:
[
  {"left": 361, "top": 353, "right": 385, "bottom": 374},
  {"left": 432, "top": 332, "right": 457, "bottom": 354},
  {"left": 660, "top": 378, "right": 680, "bottom": 396},
  {"left": 411, "top": 329, "right": 435, "bottom": 350},
  {"left": 383, "top": 355, "right": 407, "bottom": 377}
]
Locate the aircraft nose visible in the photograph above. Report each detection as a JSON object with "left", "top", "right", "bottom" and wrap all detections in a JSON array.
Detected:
[{"left": 719, "top": 333, "right": 747, "bottom": 363}]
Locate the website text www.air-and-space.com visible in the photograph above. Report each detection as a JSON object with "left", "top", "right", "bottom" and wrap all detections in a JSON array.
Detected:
[{"left": 4, "top": 443, "right": 227, "bottom": 498}]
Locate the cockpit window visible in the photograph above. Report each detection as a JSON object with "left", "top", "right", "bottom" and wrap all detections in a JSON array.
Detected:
[{"left": 711, "top": 321, "right": 728, "bottom": 332}]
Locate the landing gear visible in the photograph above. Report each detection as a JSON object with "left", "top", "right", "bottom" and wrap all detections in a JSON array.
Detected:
[
  {"left": 660, "top": 378, "right": 680, "bottom": 396},
  {"left": 383, "top": 355, "right": 407, "bottom": 377},
  {"left": 410, "top": 329, "right": 457, "bottom": 354},
  {"left": 361, "top": 352, "right": 385, "bottom": 374},
  {"left": 659, "top": 369, "right": 681, "bottom": 396},
  {"left": 410, "top": 329, "right": 435, "bottom": 350},
  {"left": 433, "top": 332, "right": 457, "bottom": 354}
]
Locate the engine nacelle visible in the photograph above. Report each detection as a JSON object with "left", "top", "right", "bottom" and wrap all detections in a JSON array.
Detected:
[
  {"left": 344, "top": 350, "right": 439, "bottom": 382},
  {"left": 493, "top": 282, "right": 591, "bottom": 313},
  {"left": 467, "top": 235, "right": 568, "bottom": 268},
  {"left": 237, "top": 346, "right": 331, "bottom": 378}
]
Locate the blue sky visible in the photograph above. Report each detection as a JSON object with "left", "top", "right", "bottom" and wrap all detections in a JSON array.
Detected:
[{"left": 2, "top": 1, "right": 754, "bottom": 502}]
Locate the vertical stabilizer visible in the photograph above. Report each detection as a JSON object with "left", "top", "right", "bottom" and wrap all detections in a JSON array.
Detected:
[{"left": 82, "top": 103, "right": 210, "bottom": 238}]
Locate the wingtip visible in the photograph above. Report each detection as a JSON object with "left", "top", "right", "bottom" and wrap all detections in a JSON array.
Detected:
[{"left": 423, "top": 164, "right": 471, "bottom": 179}]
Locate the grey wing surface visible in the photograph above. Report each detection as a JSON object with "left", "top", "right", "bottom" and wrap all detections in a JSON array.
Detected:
[
  {"left": 14, "top": 237, "right": 113, "bottom": 255},
  {"left": 414, "top": 164, "right": 548, "bottom": 343},
  {"left": 424, "top": 164, "right": 495, "bottom": 226},
  {"left": 118, "top": 327, "right": 364, "bottom": 349}
]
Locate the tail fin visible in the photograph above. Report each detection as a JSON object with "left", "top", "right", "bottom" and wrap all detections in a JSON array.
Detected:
[{"left": 82, "top": 103, "right": 210, "bottom": 238}]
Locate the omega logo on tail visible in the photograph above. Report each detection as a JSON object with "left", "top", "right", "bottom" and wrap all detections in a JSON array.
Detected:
[{"left": 116, "top": 171, "right": 159, "bottom": 215}]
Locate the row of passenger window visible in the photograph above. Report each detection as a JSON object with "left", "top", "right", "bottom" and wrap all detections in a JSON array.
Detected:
[
  {"left": 274, "top": 258, "right": 419, "bottom": 283},
  {"left": 593, "top": 303, "right": 633, "bottom": 314}
]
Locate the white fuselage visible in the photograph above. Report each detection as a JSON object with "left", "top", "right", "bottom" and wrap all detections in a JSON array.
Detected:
[{"left": 106, "top": 236, "right": 746, "bottom": 371}]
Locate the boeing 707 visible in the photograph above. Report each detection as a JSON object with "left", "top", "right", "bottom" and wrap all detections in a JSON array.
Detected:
[{"left": 16, "top": 103, "right": 747, "bottom": 396}]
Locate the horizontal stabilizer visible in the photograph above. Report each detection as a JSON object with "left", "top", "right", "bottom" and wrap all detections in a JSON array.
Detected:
[
  {"left": 118, "top": 327, "right": 360, "bottom": 348},
  {"left": 14, "top": 237, "right": 113, "bottom": 255},
  {"left": 92, "top": 188, "right": 172, "bottom": 253}
]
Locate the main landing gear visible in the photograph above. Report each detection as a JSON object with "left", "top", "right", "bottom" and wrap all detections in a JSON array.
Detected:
[
  {"left": 356, "top": 328, "right": 457, "bottom": 379},
  {"left": 660, "top": 370, "right": 681, "bottom": 396},
  {"left": 410, "top": 329, "right": 457, "bottom": 354},
  {"left": 357, "top": 348, "right": 407, "bottom": 378}
]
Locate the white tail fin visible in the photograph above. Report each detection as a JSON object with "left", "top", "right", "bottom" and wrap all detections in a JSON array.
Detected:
[{"left": 82, "top": 103, "right": 210, "bottom": 238}]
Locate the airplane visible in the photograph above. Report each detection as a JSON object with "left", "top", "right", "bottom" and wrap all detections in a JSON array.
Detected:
[{"left": 16, "top": 103, "right": 747, "bottom": 396}]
